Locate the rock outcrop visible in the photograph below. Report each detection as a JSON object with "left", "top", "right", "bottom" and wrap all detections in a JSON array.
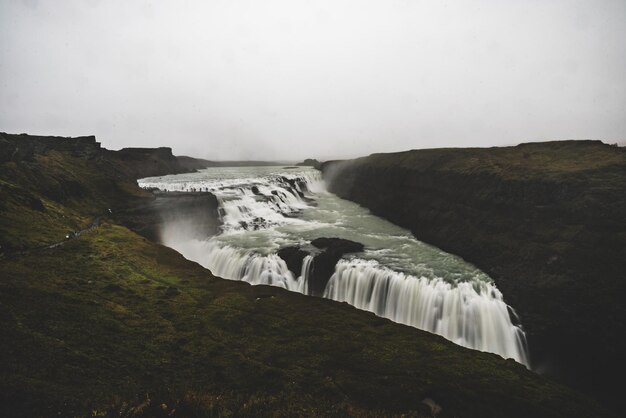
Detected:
[
  {"left": 322, "top": 140, "right": 626, "bottom": 410},
  {"left": 276, "top": 246, "right": 309, "bottom": 277},
  {"left": 277, "top": 237, "right": 364, "bottom": 296},
  {"left": 113, "top": 191, "right": 220, "bottom": 242}
]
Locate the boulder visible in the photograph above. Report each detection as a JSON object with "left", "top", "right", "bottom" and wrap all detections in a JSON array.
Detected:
[
  {"left": 277, "top": 237, "right": 365, "bottom": 297},
  {"left": 277, "top": 246, "right": 309, "bottom": 277}
]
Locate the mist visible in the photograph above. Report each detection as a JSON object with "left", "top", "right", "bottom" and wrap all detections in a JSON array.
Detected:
[{"left": 1, "top": 0, "right": 625, "bottom": 160}]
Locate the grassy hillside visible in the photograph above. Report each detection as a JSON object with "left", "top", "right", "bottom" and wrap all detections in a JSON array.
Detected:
[
  {"left": 323, "top": 140, "right": 626, "bottom": 410},
  {"left": 0, "top": 135, "right": 613, "bottom": 417},
  {"left": 0, "top": 148, "right": 146, "bottom": 251}
]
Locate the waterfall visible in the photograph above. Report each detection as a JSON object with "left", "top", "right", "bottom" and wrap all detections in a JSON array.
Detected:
[
  {"left": 324, "top": 259, "right": 529, "bottom": 365},
  {"left": 140, "top": 167, "right": 530, "bottom": 367},
  {"left": 141, "top": 169, "right": 324, "bottom": 231},
  {"left": 177, "top": 240, "right": 307, "bottom": 292},
  {"left": 299, "top": 255, "right": 314, "bottom": 295}
]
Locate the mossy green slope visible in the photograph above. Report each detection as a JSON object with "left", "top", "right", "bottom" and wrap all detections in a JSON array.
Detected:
[{"left": 0, "top": 136, "right": 612, "bottom": 417}]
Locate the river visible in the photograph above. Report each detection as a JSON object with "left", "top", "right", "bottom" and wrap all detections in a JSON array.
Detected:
[{"left": 139, "top": 166, "right": 529, "bottom": 365}]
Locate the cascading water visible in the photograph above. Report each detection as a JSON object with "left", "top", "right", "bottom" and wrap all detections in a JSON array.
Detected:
[
  {"left": 299, "top": 255, "right": 313, "bottom": 294},
  {"left": 324, "top": 259, "right": 528, "bottom": 364},
  {"left": 139, "top": 166, "right": 530, "bottom": 366}
]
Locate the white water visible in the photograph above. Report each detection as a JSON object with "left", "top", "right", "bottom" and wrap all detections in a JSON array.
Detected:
[{"left": 139, "top": 166, "right": 529, "bottom": 366}]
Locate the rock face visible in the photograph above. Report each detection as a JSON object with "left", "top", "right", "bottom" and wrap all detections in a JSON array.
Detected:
[
  {"left": 322, "top": 140, "right": 626, "bottom": 409},
  {"left": 113, "top": 191, "right": 220, "bottom": 242},
  {"left": 277, "top": 237, "right": 365, "bottom": 296},
  {"left": 309, "top": 238, "right": 364, "bottom": 296},
  {"left": 0, "top": 132, "right": 101, "bottom": 162},
  {"left": 277, "top": 246, "right": 309, "bottom": 277}
]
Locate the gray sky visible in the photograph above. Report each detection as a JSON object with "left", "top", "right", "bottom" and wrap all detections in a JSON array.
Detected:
[{"left": 1, "top": 0, "right": 625, "bottom": 160}]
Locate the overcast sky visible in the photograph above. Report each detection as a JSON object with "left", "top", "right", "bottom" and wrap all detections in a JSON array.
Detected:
[{"left": 1, "top": 0, "right": 625, "bottom": 160}]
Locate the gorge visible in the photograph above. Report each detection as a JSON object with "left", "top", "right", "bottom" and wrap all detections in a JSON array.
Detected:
[{"left": 139, "top": 166, "right": 529, "bottom": 365}]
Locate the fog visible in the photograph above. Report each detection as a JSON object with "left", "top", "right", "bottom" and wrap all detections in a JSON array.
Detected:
[{"left": 1, "top": 0, "right": 625, "bottom": 160}]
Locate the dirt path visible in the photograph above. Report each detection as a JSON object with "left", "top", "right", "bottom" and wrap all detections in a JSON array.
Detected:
[{"left": 0, "top": 214, "right": 106, "bottom": 259}]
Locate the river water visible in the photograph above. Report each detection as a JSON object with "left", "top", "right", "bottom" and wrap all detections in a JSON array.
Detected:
[{"left": 139, "top": 166, "right": 529, "bottom": 365}]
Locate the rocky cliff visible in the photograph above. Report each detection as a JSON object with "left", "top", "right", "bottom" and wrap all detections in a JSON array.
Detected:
[{"left": 322, "top": 140, "right": 626, "bottom": 409}]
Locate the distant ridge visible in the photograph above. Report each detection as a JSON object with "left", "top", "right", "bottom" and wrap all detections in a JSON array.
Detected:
[
  {"left": 0, "top": 132, "right": 211, "bottom": 178},
  {"left": 0, "top": 132, "right": 292, "bottom": 176},
  {"left": 180, "top": 158, "right": 291, "bottom": 168}
]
